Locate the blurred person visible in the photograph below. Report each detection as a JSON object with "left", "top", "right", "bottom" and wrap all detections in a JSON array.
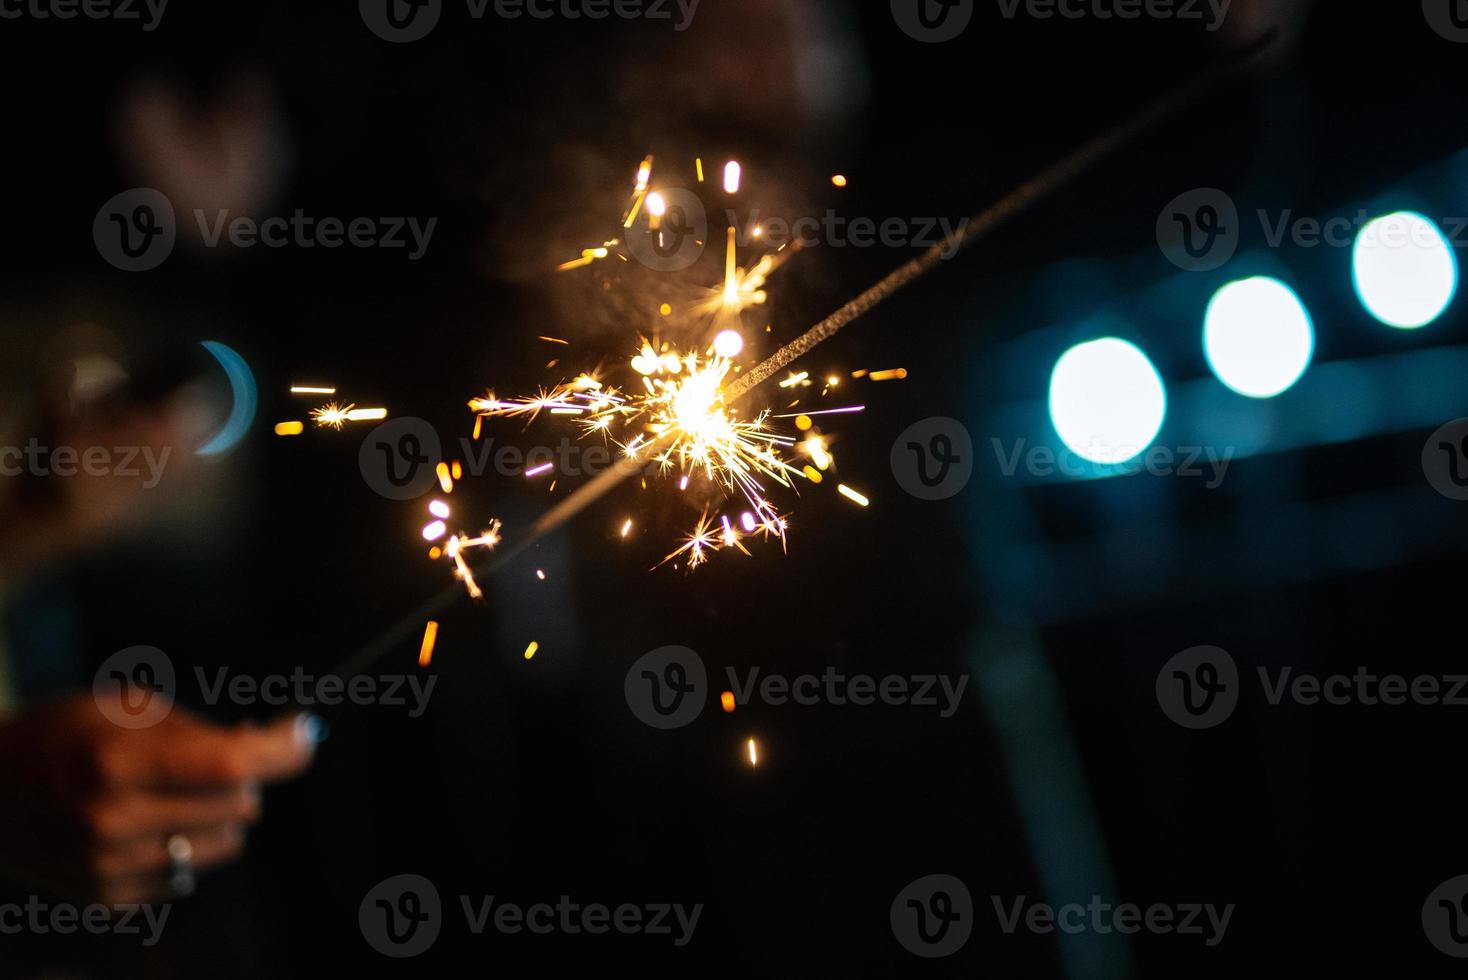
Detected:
[{"left": 0, "top": 327, "right": 314, "bottom": 906}]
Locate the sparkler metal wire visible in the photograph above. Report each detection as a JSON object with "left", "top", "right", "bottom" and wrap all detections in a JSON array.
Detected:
[{"left": 321, "top": 30, "right": 1278, "bottom": 687}]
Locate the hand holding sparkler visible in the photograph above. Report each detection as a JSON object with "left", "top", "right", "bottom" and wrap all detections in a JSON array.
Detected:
[{"left": 0, "top": 695, "right": 315, "bottom": 904}]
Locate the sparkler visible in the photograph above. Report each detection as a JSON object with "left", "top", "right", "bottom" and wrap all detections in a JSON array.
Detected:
[
  {"left": 278, "top": 385, "right": 389, "bottom": 437},
  {"left": 310, "top": 403, "right": 389, "bottom": 429},
  {"left": 465, "top": 155, "right": 864, "bottom": 574},
  {"left": 311, "top": 30, "right": 1277, "bottom": 685},
  {"left": 473, "top": 342, "right": 810, "bottom": 570},
  {"left": 441, "top": 521, "right": 503, "bottom": 601}
]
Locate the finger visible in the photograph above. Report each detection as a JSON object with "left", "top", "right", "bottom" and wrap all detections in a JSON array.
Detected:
[
  {"left": 93, "top": 823, "right": 246, "bottom": 879},
  {"left": 87, "top": 787, "right": 260, "bottom": 842},
  {"left": 115, "top": 711, "right": 316, "bottom": 791},
  {"left": 94, "top": 872, "right": 177, "bottom": 907}
]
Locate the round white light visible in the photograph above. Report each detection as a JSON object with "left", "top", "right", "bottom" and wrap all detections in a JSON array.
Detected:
[
  {"left": 1352, "top": 211, "right": 1458, "bottom": 329},
  {"left": 1048, "top": 338, "right": 1167, "bottom": 465},
  {"left": 713, "top": 329, "right": 744, "bottom": 359},
  {"left": 1203, "top": 276, "right": 1315, "bottom": 399}
]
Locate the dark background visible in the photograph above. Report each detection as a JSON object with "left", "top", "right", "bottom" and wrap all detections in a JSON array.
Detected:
[{"left": 1, "top": 0, "right": 1465, "bottom": 975}]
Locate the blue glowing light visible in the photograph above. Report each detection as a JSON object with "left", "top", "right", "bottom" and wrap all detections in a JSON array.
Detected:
[
  {"left": 1352, "top": 211, "right": 1458, "bottom": 330},
  {"left": 1048, "top": 338, "right": 1167, "bottom": 465},
  {"left": 1204, "top": 276, "right": 1315, "bottom": 399},
  {"left": 197, "top": 341, "right": 257, "bottom": 456}
]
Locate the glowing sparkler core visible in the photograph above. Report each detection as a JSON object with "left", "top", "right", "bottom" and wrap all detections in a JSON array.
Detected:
[
  {"left": 622, "top": 349, "right": 799, "bottom": 526},
  {"left": 311, "top": 402, "right": 390, "bottom": 429},
  {"left": 476, "top": 153, "right": 874, "bottom": 574},
  {"left": 473, "top": 341, "right": 800, "bottom": 571},
  {"left": 311, "top": 403, "right": 352, "bottom": 429}
]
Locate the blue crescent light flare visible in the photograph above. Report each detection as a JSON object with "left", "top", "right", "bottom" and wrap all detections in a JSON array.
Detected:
[{"left": 197, "top": 340, "right": 258, "bottom": 457}]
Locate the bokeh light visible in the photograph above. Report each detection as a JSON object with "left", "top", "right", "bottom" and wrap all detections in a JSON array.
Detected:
[
  {"left": 1204, "top": 276, "right": 1315, "bottom": 398},
  {"left": 1048, "top": 337, "right": 1167, "bottom": 464},
  {"left": 1352, "top": 211, "right": 1458, "bottom": 329}
]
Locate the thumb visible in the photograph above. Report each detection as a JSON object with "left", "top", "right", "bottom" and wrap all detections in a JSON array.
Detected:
[{"left": 131, "top": 710, "right": 318, "bottom": 791}]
